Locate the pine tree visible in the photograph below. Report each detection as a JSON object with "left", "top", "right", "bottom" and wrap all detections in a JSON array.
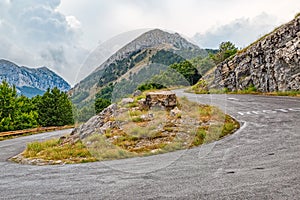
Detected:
[
  {"left": 0, "top": 80, "right": 17, "bottom": 131},
  {"left": 36, "top": 87, "right": 74, "bottom": 126}
]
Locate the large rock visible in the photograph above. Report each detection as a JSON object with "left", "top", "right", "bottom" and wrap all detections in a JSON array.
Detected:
[
  {"left": 212, "top": 15, "right": 300, "bottom": 92},
  {"left": 71, "top": 104, "right": 118, "bottom": 139},
  {"left": 145, "top": 91, "right": 177, "bottom": 109}
]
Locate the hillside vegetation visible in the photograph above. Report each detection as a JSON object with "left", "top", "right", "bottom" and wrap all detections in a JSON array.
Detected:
[{"left": 71, "top": 29, "right": 217, "bottom": 122}]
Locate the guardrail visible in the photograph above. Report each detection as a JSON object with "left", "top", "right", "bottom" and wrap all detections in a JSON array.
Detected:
[{"left": 0, "top": 125, "right": 74, "bottom": 137}]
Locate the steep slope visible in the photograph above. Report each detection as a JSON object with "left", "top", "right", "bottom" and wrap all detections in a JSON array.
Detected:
[
  {"left": 71, "top": 29, "right": 206, "bottom": 103},
  {"left": 0, "top": 59, "right": 71, "bottom": 97},
  {"left": 212, "top": 14, "right": 300, "bottom": 92}
]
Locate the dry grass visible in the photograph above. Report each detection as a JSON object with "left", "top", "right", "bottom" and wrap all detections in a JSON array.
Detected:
[
  {"left": 22, "top": 139, "right": 97, "bottom": 164},
  {"left": 84, "top": 134, "right": 136, "bottom": 161}
]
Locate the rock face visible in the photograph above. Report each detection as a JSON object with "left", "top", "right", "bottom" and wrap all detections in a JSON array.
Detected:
[
  {"left": 145, "top": 91, "right": 177, "bottom": 109},
  {"left": 213, "top": 15, "right": 300, "bottom": 92},
  {"left": 71, "top": 104, "right": 118, "bottom": 139},
  {"left": 0, "top": 59, "right": 70, "bottom": 97}
]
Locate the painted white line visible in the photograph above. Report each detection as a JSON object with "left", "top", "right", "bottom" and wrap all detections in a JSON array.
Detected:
[
  {"left": 228, "top": 97, "right": 239, "bottom": 101},
  {"left": 238, "top": 108, "right": 300, "bottom": 116}
]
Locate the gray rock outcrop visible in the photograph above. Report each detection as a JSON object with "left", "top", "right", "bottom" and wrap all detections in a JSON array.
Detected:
[
  {"left": 212, "top": 15, "right": 300, "bottom": 92},
  {"left": 71, "top": 104, "right": 118, "bottom": 139}
]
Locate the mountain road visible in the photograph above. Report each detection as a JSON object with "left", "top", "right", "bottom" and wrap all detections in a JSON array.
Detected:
[{"left": 0, "top": 90, "right": 300, "bottom": 199}]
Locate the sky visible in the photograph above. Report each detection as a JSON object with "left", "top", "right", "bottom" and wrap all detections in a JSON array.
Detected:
[{"left": 0, "top": 0, "right": 300, "bottom": 85}]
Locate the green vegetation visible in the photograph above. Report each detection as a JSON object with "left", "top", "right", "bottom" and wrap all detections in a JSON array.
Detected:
[
  {"left": 0, "top": 80, "right": 74, "bottom": 132},
  {"left": 210, "top": 41, "right": 238, "bottom": 64},
  {"left": 22, "top": 139, "right": 97, "bottom": 164},
  {"left": 190, "top": 56, "right": 215, "bottom": 76},
  {"left": 137, "top": 83, "right": 166, "bottom": 91},
  {"left": 95, "top": 98, "right": 111, "bottom": 114},
  {"left": 169, "top": 61, "right": 201, "bottom": 85},
  {"left": 137, "top": 60, "right": 201, "bottom": 91},
  {"left": 35, "top": 87, "right": 74, "bottom": 127},
  {"left": 97, "top": 49, "right": 144, "bottom": 88},
  {"left": 150, "top": 49, "right": 186, "bottom": 66},
  {"left": 0, "top": 81, "right": 38, "bottom": 131},
  {"left": 190, "top": 80, "right": 209, "bottom": 94},
  {"left": 71, "top": 91, "right": 89, "bottom": 104},
  {"left": 94, "top": 83, "right": 114, "bottom": 114},
  {"left": 272, "top": 90, "right": 300, "bottom": 97}
]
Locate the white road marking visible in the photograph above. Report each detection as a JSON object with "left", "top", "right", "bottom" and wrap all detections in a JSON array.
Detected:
[
  {"left": 238, "top": 108, "right": 300, "bottom": 115},
  {"left": 228, "top": 97, "right": 239, "bottom": 101}
]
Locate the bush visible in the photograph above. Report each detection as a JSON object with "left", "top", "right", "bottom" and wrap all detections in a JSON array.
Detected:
[
  {"left": 95, "top": 98, "right": 111, "bottom": 114},
  {"left": 137, "top": 83, "right": 166, "bottom": 91}
]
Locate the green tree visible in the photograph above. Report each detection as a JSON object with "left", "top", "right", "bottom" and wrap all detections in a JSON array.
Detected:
[
  {"left": 169, "top": 60, "right": 201, "bottom": 85},
  {"left": 0, "top": 81, "right": 39, "bottom": 131},
  {"left": 36, "top": 87, "right": 74, "bottom": 126},
  {"left": 14, "top": 95, "right": 39, "bottom": 130},
  {"left": 210, "top": 41, "right": 238, "bottom": 64},
  {"left": 0, "top": 80, "right": 17, "bottom": 131},
  {"left": 0, "top": 80, "right": 17, "bottom": 119},
  {"left": 95, "top": 98, "right": 111, "bottom": 114}
]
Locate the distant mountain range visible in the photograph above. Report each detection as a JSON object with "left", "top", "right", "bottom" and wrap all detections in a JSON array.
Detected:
[{"left": 0, "top": 59, "right": 71, "bottom": 97}]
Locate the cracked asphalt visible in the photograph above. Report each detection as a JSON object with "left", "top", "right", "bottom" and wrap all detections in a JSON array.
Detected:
[{"left": 0, "top": 89, "right": 300, "bottom": 199}]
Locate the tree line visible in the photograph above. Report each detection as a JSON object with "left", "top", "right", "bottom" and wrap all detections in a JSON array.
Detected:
[{"left": 0, "top": 80, "right": 74, "bottom": 132}]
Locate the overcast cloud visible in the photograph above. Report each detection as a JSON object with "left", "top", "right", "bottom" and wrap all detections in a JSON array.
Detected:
[
  {"left": 1, "top": 0, "right": 300, "bottom": 85},
  {"left": 0, "top": 0, "right": 88, "bottom": 85},
  {"left": 193, "top": 13, "right": 279, "bottom": 49}
]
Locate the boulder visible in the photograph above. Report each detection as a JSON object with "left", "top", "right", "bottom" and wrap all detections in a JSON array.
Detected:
[
  {"left": 120, "top": 98, "right": 134, "bottom": 106},
  {"left": 133, "top": 90, "right": 142, "bottom": 97},
  {"left": 145, "top": 91, "right": 177, "bottom": 109}
]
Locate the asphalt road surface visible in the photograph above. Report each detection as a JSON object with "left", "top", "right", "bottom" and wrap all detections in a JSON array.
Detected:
[{"left": 1, "top": 89, "right": 300, "bottom": 199}]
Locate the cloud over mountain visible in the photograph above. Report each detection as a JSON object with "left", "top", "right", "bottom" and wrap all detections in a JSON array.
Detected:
[{"left": 0, "top": 0, "right": 88, "bottom": 85}]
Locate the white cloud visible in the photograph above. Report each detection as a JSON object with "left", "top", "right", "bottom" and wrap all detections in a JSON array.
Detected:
[
  {"left": 193, "top": 13, "right": 280, "bottom": 49},
  {"left": 0, "top": 0, "right": 88, "bottom": 85},
  {"left": 58, "top": 0, "right": 300, "bottom": 49},
  {"left": 66, "top": 15, "right": 81, "bottom": 29}
]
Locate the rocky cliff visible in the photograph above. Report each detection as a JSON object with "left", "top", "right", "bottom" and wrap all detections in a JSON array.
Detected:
[
  {"left": 213, "top": 14, "right": 300, "bottom": 92},
  {"left": 0, "top": 59, "right": 71, "bottom": 97}
]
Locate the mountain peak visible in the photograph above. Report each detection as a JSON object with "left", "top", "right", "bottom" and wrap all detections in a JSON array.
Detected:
[
  {"left": 127, "top": 28, "right": 198, "bottom": 50},
  {"left": 0, "top": 59, "right": 71, "bottom": 97}
]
